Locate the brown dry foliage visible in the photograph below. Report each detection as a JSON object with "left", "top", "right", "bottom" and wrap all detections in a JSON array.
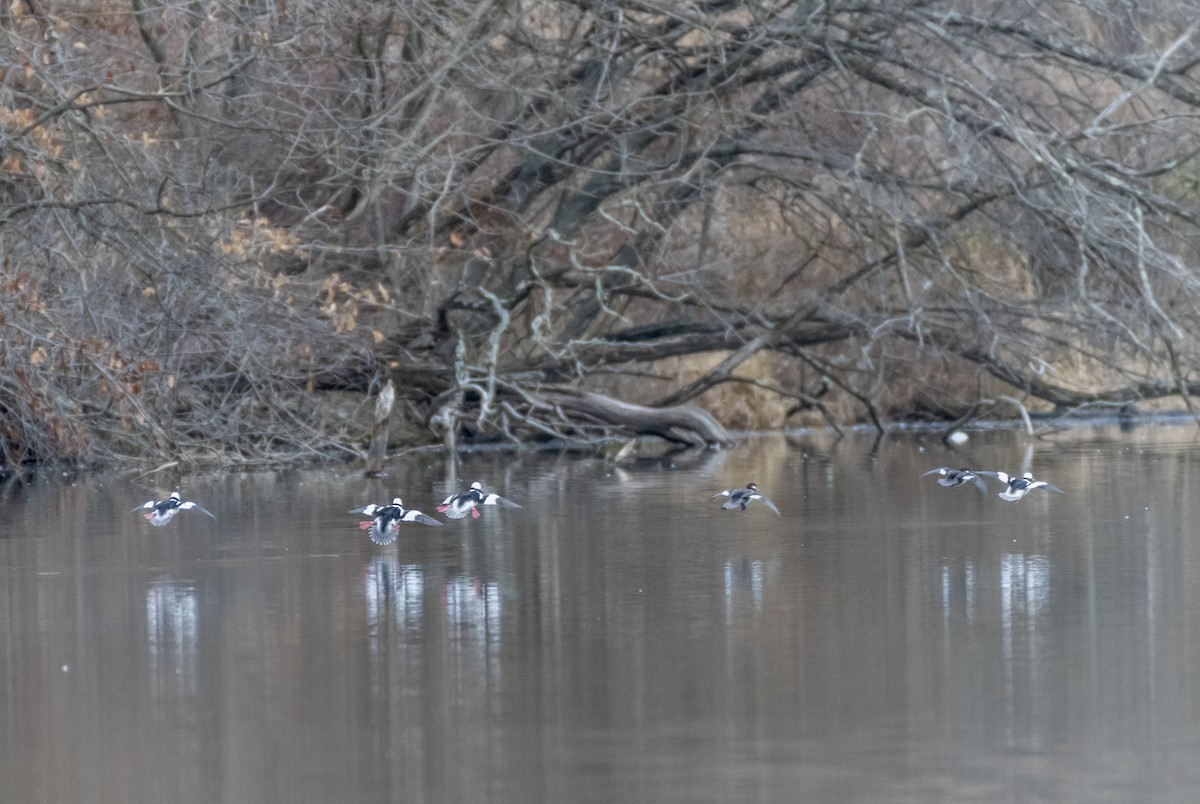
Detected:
[{"left": 3, "top": 0, "right": 1200, "bottom": 466}]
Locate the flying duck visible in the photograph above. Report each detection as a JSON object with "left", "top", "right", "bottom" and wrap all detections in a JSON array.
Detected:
[
  {"left": 349, "top": 497, "right": 443, "bottom": 545},
  {"left": 437, "top": 481, "right": 523, "bottom": 520},
  {"left": 922, "top": 467, "right": 989, "bottom": 493},
  {"left": 711, "top": 482, "right": 781, "bottom": 515},
  {"left": 976, "top": 471, "right": 1065, "bottom": 502},
  {"left": 131, "top": 492, "right": 216, "bottom": 527}
]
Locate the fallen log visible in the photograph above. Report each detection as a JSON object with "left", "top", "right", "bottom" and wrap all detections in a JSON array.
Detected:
[{"left": 532, "top": 387, "right": 733, "bottom": 447}]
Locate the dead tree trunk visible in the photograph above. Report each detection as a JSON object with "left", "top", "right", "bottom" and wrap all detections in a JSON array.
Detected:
[{"left": 364, "top": 380, "right": 394, "bottom": 476}]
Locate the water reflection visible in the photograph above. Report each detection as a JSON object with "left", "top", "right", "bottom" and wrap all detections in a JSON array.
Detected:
[
  {"left": 444, "top": 575, "right": 502, "bottom": 645},
  {"left": 1000, "top": 553, "right": 1050, "bottom": 628},
  {"left": 364, "top": 555, "right": 424, "bottom": 634},
  {"left": 723, "top": 557, "right": 779, "bottom": 620},
  {"left": 940, "top": 559, "right": 977, "bottom": 622},
  {"left": 363, "top": 554, "right": 504, "bottom": 654},
  {"left": 6, "top": 429, "right": 1200, "bottom": 802},
  {"left": 145, "top": 576, "right": 199, "bottom": 699},
  {"left": 938, "top": 553, "right": 1050, "bottom": 628}
]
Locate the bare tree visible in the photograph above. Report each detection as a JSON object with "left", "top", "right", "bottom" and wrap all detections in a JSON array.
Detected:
[{"left": 3, "top": 0, "right": 1200, "bottom": 466}]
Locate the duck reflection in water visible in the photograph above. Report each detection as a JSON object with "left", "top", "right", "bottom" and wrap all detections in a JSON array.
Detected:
[
  {"left": 145, "top": 577, "right": 199, "bottom": 698},
  {"left": 364, "top": 555, "right": 424, "bottom": 631},
  {"left": 362, "top": 556, "right": 503, "bottom": 655}
]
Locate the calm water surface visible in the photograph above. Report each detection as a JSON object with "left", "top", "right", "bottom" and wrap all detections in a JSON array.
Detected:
[{"left": 3, "top": 427, "right": 1200, "bottom": 802}]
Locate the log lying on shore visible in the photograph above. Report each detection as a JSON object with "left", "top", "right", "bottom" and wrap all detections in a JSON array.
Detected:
[{"left": 532, "top": 387, "right": 733, "bottom": 447}]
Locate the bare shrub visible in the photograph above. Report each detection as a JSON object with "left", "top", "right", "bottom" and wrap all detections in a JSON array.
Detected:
[{"left": 4, "top": 0, "right": 1200, "bottom": 466}]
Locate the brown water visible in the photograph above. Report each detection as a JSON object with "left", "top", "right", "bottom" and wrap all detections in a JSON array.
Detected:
[{"left": 2, "top": 427, "right": 1200, "bottom": 803}]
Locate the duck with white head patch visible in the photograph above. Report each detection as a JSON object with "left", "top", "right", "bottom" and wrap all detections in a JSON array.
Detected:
[
  {"left": 131, "top": 492, "right": 216, "bottom": 527},
  {"left": 437, "top": 481, "right": 522, "bottom": 520},
  {"left": 711, "top": 482, "right": 781, "bottom": 515},
  {"left": 922, "top": 467, "right": 989, "bottom": 493},
  {"left": 349, "top": 498, "right": 443, "bottom": 545},
  {"left": 976, "top": 471, "right": 1065, "bottom": 502}
]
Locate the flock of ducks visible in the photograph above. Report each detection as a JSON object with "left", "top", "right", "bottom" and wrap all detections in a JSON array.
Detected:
[
  {"left": 132, "top": 480, "right": 789, "bottom": 543},
  {"left": 922, "top": 468, "right": 1065, "bottom": 501},
  {"left": 133, "top": 481, "right": 524, "bottom": 545},
  {"left": 131, "top": 470, "right": 1063, "bottom": 543},
  {"left": 705, "top": 470, "right": 1065, "bottom": 514},
  {"left": 350, "top": 482, "right": 524, "bottom": 544}
]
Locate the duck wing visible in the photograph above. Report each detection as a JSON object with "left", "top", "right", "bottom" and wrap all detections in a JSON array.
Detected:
[
  {"left": 755, "top": 494, "right": 782, "bottom": 516},
  {"left": 179, "top": 501, "right": 216, "bottom": 519},
  {"left": 401, "top": 509, "right": 444, "bottom": 527},
  {"left": 482, "top": 493, "right": 522, "bottom": 509}
]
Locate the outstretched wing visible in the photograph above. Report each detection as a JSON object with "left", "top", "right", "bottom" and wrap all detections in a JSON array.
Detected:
[
  {"left": 348, "top": 503, "right": 381, "bottom": 516},
  {"left": 711, "top": 489, "right": 733, "bottom": 499},
  {"left": 974, "top": 470, "right": 1011, "bottom": 484},
  {"left": 921, "top": 467, "right": 949, "bottom": 477},
  {"left": 482, "top": 493, "right": 522, "bottom": 509},
  {"left": 755, "top": 494, "right": 782, "bottom": 516},
  {"left": 1031, "top": 481, "right": 1065, "bottom": 494},
  {"left": 401, "top": 509, "right": 444, "bottom": 527},
  {"left": 969, "top": 475, "right": 989, "bottom": 493},
  {"left": 179, "top": 501, "right": 216, "bottom": 519},
  {"left": 129, "top": 499, "right": 156, "bottom": 513}
]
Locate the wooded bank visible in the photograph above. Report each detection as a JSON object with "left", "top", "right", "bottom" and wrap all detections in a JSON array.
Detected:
[{"left": 3, "top": 1, "right": 1200, "bottom": 468}]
